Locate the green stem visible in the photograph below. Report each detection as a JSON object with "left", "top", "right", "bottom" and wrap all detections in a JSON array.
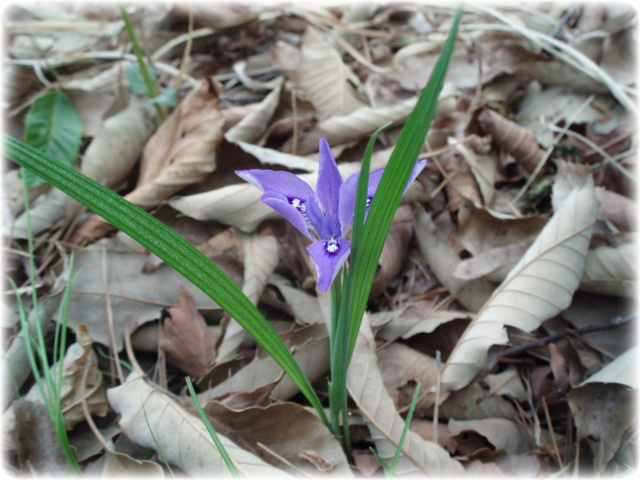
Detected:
[{"left": 119, "top": 4, "right": 165, "bottom": 122}]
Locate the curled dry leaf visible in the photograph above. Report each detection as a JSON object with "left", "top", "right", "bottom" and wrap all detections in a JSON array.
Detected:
[
  {"left": 203, "top": 401, "right": 351, "bottom": 476},
  {"left": 438, "top": 180, "right": 598, "bottom": 393},
  {"left": 159, "top": 292, "right": 217, "bottom": 378},
  {"left": 75, "top": 78, "right": 225, "bottom": 241},
  {"left": 225, "top": 79, "right": 283, "bottom": 144},
  {"left": 476, "top": 107, "right": 549, "bottom": 175},
  {"left": 25, "top": 324, "right": 108, "bottom": 430},
  {"left": 85, "top": 450, "right": 164, "bottom": 477},
  {"left": 216, "top": 232, "right": 280, "bottom": 362},
  {"left": 595, "top": 187, "right": 636, "bottom": 231},
  {"left": 347, "top": 326, "right": 464, "bottom": 476},
  {"left": 264, "top": 277, "right": 324, "bottom": 326},
  {"left": 107, "top": 371, "right": 286, "bottom": 477}
]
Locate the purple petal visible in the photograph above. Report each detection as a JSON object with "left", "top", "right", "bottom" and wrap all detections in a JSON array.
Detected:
[
  {"left": 261, "top": 193, "right": 313, "bottom": 238},
  {"left": 236, "top": 169, "right": 315, "bottom": 200},
  {"left": 306, "top": 237, "right": 351, "bottom": 291},
  {"left": 315, "top": 139, "right": 342, "bottom": 218},
  {"left": 338, "top": 160, "right": 427, "bottom": 229}
]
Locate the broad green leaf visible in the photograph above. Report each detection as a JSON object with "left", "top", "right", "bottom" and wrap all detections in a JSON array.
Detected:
[
  {"left": 23, "top": 90, "right": 83, "bottom": 188},
  {"left": 346, "top": 8, "right": 463, "bottom": 362},
  {"left": 149, "top": 86, "right": 177, "bottom": 107},
  {"left": 4, "top": 134, "right": 330, "bottom": 431}
]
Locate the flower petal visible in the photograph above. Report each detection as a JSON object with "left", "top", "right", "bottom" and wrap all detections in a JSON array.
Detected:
[
  {"left": 315, "top": 139, "right": 342, "bottom": 219},
  {"left": 306, "top": 237, "right": 351, "bottom": 292},
  {"left": 338, "top": 159, "right": 427, "bottom": 229},
  {"left": 261, "top": 192, "right": 313, "bottom": 238},
  {"left": 236, "top": 169, "right": 315, "bottom": 200}
]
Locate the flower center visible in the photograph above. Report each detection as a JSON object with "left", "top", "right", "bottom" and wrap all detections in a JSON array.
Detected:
[
  {"left": 326, "top": 237, "right": 339, "bottom": 254},
  {"left": 289, "top": 197, "right": 306, "bottom": 213}
]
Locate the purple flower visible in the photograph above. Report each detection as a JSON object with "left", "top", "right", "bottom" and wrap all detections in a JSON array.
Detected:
[{"left": 236, "top": 139, "right": 426, "bottom": 292}]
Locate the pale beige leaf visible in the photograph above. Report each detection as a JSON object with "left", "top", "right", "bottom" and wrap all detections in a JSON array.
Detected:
[
  {"left": 66, "top": 247, "right": 232, "bottom": 350},
  {"left": 439, "top": 181, "right": 598, "bottom": 393},
  {"left": 25, "top": 324, "right": 108, "bottom": 429},
  {"left": 233, "top": 141, "right": 319, "bottom": 172},
  {"left": 217, "top": 233, "right": 279, "bottom": 361},
  {"left": 107, "top": 371, "right": 287, "bottom": 476},
  {"left": 439, "top": 367, "right": 525, "bottom": 421},
  {"left": 201, "top": 324, "right": 329, "bottom": 403},
  {"left": 414, "top": 208, "right": 494, "bottom": 312},
  {"left": 204, "top": 401, "right": 351, "bottom": 476},
  {"left": 347, "top": 328, "right": 464, "bottom": 476},
  {"left": 577, "top": 345, "right": 637, "bottom": 389},
  {"left": 266, "top": 276, "right": 324, "bottom": 326},
  {"left": 580, "top": 242, "right": 635, "bottom": 297},
  {"left": 225, "top": 79, "right": 283, "bottom": 144},
  {"left": 448, "top": 418, "right": 542, "bottom": 455},
  {"left": 85, "top": 450, "right": 164, "bottom": 476},
  {"left": 296, "top": 27, "right": 365, "bottom": 121}
]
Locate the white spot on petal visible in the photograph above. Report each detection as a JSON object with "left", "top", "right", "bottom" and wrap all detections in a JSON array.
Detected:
[{"left": 326, "top": 238, "right": 339, "bottom": 254}]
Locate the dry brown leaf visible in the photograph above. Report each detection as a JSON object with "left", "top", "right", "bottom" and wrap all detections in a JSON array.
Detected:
[
  {"left": 453, "top": 241, "right": 531, "bottom": 281},
  {"left": 75, "top": 79, "right": 225, "bottom": 241},
  {"left": 295, "top": 26, "right": 365, "bottom": 122},
  {"left": 170, "top": 3, "right": 256, "bottom": 28},
  {"left": 439, "top": 180, "right": 598, "bottom": 393},
  {"left": 203, "top": 401, "right": 351, "bottom": 476},
  {"left": 225, "top": 79, "right": 283, "bottom": 144},
  {"left": 264, "top": 277, "right": 324, "bottom": 326},
  {"left": 371, "top": 206, "right": 414, "bottom": 297},
  {"left": 107, "top": 371, "right": 286, "bottom": 476},
  {"left": 159, "top": 292, "right": 217, "bottom": 378},
  {"left": 12, "top": 399, "right": 71, "bottom": 475},
  {"left": 25, "top": 324, "right": 108, "bottom": 429},
  {"left": 347, "top": 324, "right": 464, "bottom": 476},
  {"left": 377, "top": 342, "right": 441, "bottom": 413},
  {"left": 85, "top": 450, "right": 164, "bottom": 476},
  {"left": 477, "top": 108, "right": 549, "bottom": 175},
  {"left": 448, "top": 418, "right": 537, "bottom": 455},
  {"left": 595, "top": 187, "right": 636, "bottom": 231},
  {"left": 66, "top": 247, "right": 231, "bottom": 350},
  {"left": 414, "top": 208, "right": 494, "bottom": 312},
  {"left": 200, "top": 324, "right": 329, "bottom": 403},
  {"left": 439, "top": 367, "right": 525, "bottom": 421},
  {"left": 440, "top": 148, "right": 483, "bottom": 219},
  {"left": 216, "top": 232, "right": 279, "bottom": 362}
]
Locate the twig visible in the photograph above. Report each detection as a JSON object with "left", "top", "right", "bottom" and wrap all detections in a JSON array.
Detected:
[{"left": 101, "top": 245, "right": 125, "bottom": 385}]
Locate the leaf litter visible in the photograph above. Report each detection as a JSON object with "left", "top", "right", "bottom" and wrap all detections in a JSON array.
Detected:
[{"left": 3, "top": 2, "right": 636, "bottom": 477}]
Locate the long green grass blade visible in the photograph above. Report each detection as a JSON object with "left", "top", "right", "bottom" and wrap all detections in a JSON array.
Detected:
[
  {"left": 186, "top": 378, "right": 239, "bottom": 477},
  {"left": 346, "top": 8, "right": 462, "bottom": 362},
  {"left": 4, "top": 134, "right": 329, "bottom": 429}
]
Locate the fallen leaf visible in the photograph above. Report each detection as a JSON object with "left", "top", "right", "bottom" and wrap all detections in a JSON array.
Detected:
[
  {"left": 295, "top": 26, "right": 365, "bottom": 122},
  {"left": 264, "top": 276, "right": 324, "bottom": 326},
  {"left": 159, "top": 292, "right": 217, "bottom": 378},
  {"left": 25, "top": 324, "right": 109, "bottom": 429},
  {"left": 580, "top": 242, "right": 635, "bottom": 297},
  {"left": 225, "top": 79, "right": 283, "bottom": 144},
  {"left": 203, "top": 401, "right": 351, "bottom": 476},
  {"left": 108, "top": 371, "right": 287, "bottom": 476},
  {"left": 85, "top": 450, "right": 164, "bottom": 476},
  {"left": 12, "top": 399, "right": 71, "bottom": 475},
  {"left": 217, "top": 232, "right": 280, "bottom": 361},
  {"left": 347, "top": 323, "right": 464, "bottom": 476},
  {"left": 200, "top": 324, "right": 330, "bottom": 403},
  {"left": 414, "top": 208, "right": 494, "bottom": 312},
  {"left": 439, "top": 180, "right": 598, "bottom": 393},
  {"left": 65, "top": 247, "right": 233, "bottom": 350},
  {"left": 75, "top": 78, "right": 225, "bottom": 241}
]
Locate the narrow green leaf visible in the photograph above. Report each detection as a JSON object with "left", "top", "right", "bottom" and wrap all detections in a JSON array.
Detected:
[
  {"left": 346, "top": 7, "right": 463, "bottom": 362},
  {"left": 22, "top": 90, "right": 83, "bottom": 188},
  {"left": 4, "top": 134, "right": 330, "bottom": 430},
  {"left": 149, "top": 86, "right": 177, "bottom": 107},
  {"left": 185, "top": 378, "right": 238, "bottom": 478}
]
